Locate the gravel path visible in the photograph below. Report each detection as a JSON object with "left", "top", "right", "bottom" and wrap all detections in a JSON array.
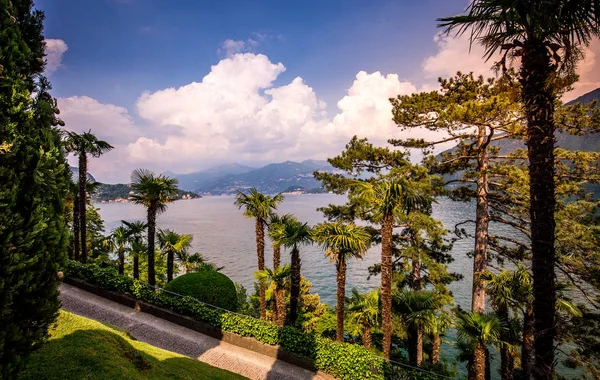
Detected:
[{"left": 59, "top": 283, "right": 329, "bottom": 380}]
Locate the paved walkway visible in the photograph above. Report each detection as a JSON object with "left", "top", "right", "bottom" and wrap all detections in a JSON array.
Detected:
[{"left": 60, "top": 283, "right": 329, "bottom": 380}]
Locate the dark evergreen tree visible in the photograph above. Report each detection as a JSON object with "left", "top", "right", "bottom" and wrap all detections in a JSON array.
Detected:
[{"left": 0, "top": 1, "right": 71, "bottom": 377}]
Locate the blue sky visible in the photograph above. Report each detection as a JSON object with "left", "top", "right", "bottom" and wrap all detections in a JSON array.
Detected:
[{"left": 37, "top": 0, "right": 600, "bottom": 182}]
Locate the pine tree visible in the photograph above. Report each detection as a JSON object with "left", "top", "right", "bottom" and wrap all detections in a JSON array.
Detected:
[{"left": 0, "top": 1, "right": 70, "bottom": 377}]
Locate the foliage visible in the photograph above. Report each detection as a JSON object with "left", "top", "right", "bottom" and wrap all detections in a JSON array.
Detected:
[
  {"left": 165, "top": 271, "right": 238, "bottom": 312},
  {"left": 63, "top": 261, "right": 427, "bottom": 380},
  {"left": 0, "top": 1, "right": 71, "bottom": 377},
  {"left": 18, "top": 310, "right": 245, "bottom": 380}
]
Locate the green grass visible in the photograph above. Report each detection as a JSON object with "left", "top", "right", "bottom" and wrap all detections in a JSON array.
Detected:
[{"left": 18, "top": 310, "right": 247, "bottom": 380}]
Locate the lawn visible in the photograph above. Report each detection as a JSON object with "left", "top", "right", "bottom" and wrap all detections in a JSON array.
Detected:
[{"left": 18, "top": 310, "right": 247, "bottom": 380}]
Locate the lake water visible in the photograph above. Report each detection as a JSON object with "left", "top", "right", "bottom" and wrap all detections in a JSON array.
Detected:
[{"left": 96, "top": 194, "right": 477, "bottom": 309}]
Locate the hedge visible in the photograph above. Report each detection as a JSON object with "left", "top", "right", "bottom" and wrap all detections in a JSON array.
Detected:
[
  {"left": 63, "top": 261, "right": 439, "bottom": 380},
  {"left": 165, "top": 271, "right": 238, "bottom": 311}
]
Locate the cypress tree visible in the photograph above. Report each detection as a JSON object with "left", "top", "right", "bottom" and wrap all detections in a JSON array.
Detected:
[{"left": 0, "top": 1, "right": 70, "bottom": 378}]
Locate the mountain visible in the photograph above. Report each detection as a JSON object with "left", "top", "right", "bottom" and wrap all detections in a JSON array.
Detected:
[
  {"left": 196, "top": 160, "right": 335, "bottom": 195},
  {"left": 170, "top": 163, "right": 255, "bottom": 191}
]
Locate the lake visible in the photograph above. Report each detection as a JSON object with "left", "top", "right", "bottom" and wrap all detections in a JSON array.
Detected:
[{"left": 96, "top": 194, "right": 477, "bottom": 309}]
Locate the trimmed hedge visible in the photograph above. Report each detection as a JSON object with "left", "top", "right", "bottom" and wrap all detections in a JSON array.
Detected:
[
  {"left": 165, "top": 271, "right": 238, "bottom": 312},
  {"left": 63, "top": 261, "right": 434, "bottom": 380}
]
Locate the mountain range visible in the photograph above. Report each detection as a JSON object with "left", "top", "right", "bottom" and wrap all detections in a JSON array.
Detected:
[{"left": 170, "top": 159, "right": 336, "bottom": 195}]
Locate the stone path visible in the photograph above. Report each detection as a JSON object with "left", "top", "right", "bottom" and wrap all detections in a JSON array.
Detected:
[{"left": 60, "top": 283, "right": 330, "bottom": 380}]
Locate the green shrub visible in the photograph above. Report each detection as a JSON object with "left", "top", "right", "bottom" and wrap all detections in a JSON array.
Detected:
[
  {"left": 165, "top": 272, "right": 238, "bottom": 312},
  {"left": 65, "top": 261, "right": 446, "bottom": 380}
]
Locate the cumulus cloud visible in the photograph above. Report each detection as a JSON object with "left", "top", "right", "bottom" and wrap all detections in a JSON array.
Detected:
[
  {"left": 564, "top": 38, "right": 600, "bottom": 101},
  {"left": 44, "top": 39, "right": 68, "bottom": 74},
  {"left": 218, "top": 38, "right": 260, "bottom": 57},
  {"left": 58, "top": 96, "right": 142, "bottom": 182},
  {"left": 423, "top": 33, "right": 496, "bottom": 79}
]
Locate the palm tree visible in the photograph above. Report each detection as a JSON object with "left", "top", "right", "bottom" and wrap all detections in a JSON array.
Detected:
[
  {"left": 393, "top": 289, "right": 441, "bottom": 366},
  {"left": 439, "top": 3, "right": 600, "bottom": 376},
  {"left": 65, "top": 130, "right": 113, "bottom": 263},
  {"left": 109, "top": 226, "right": 129, "bottom": 275},
  {"left": 346, "top": 289, "right": 380, "bottom": 349},
  {"left": 312, "top": 222, "right": 371, "bottom": 342},
  {"left": 130, "top": 169, "right": 179, "bottom": 286},
  {"left": 176, "top": 251, "right": 205, "bottom": 274},
  {"left": 353, "top": 179, "right": 429, "bottom": 359},
  {"left": 122, "top": 220, "right": 147, "bottom": 280},
  {"left": 157, "top": 229, "right": 193, "bottom": 282},
  {"left": 280, "top": 218, "right": 312, "bottom": 326},
  {"left": 234, "top": 189, "right": 284, "bottom": 320},
  {"left": 268, "top": 213, "right": 294, "bottom": 268},
  {"left": 255, "top": 265, "right": 291, "bottom": 327},
  {"left": 455, "top": 311, "right": 503, "bottom": 380},
  {"left": 424, "top": 312, "right": 452, "bottom": 365}
]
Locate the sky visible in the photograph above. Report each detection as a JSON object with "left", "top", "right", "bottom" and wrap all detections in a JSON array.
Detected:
[{"left": 38, "top": 0, "right": 600, "bottom": 183}]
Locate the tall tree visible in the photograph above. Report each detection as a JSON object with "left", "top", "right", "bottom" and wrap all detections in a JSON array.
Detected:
[
  {"left": 346, "top": 289, "right": 380, "bottom": 350},
  {"left": 280, "top": 218, "right": 312, "bottom": 326},
  {"left": 234, "top": 189, "right": 284, "bottom": 320},
  {"left": 268, "top": 213, "right": 293, "bottom": 268},
  {"left": 439, "top": 3, "right": 600, "bottom": 377},
  {"left": 353, "top": 178, "right": 428, "bottom": 360},
  {"left": 255, "top": 265, "right": 291, "bottom": 327},
  {"left": 64, "top": 130, "right": 113, "bottom": 263},
  {"left": 157, "top": 229, "right": 192, "bottom": 282},
  {"left": 0, "top": 1, "right": 71, "bottom": 376},
  {"left": 122, "top": 220, "right": 147, "bottom": 280},
  {"left": 390, "top": 72, "right": 523, "bottom": 313},
  {"left": 130, "top": 169, "right": 179, "bottom": 286},
  {"left": 312, "top": 222, "right": 371, "bottom": 341}
]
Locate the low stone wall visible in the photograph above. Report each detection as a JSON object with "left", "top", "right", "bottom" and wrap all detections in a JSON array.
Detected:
[{"left": 63, "top": 277, "right": 333, "bottom": 379}]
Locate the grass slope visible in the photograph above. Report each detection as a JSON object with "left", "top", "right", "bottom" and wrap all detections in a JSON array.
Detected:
[{"left": 19, "top": 310, "right": 246, "bottom": 380}]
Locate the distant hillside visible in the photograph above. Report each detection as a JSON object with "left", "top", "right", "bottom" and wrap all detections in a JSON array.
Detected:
[
  {"left": 192, "top": 160, "right": 335, "bottom": 195},
  {"left": 92, "top": 183, "right": 199, "bottom": 203},
  {"left": 169, "top": 163, "right": 255, "bottom": 192}
]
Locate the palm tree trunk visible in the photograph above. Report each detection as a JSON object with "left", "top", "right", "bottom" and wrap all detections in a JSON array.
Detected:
[
  {"left": 363, "top": 325, "right": 372, "bottom": 350},
  {"left": 381, "top": 213, "right": 394, "bottom": 360},
  {"left": 432, "top": 333, "right": 440, "bottom": 364},
  {"left": 256, "top": 219, "right": 267, "bottom": 320},
  {"left": 133, "top": 254, "right": 139, "bottom": 280},
  {"left": 272, "top": 244, "right": 281, "bottom": 322},
  {"left": 499, "top": 307, "right": 513, "bottom": 380},
  {"left": 289, "top": 246, "right": 301, "bottom": 326},
  {"left": 408, "top": 325, "right": 423, "bottom": 366},
  {"left": 147, "top": 206, "right": 156, "bottom": 286},
  {"left": 472, "top": 125, "right": 489, "bottom": 313},
  {"left": 485, "top": 349, "right": 491, "bottom": 380},
  {"left": 78, "top": 153, "right": 88, "bottom": 263},
  {"left": 273, "top": 244, "right": 281, "bottom": 268},
  {"left": 118, "top": 249, "right": 124, "bottom": 275},
  {"left": 276, "top": 288, "right": 285, "bottom": 327},
  {"left": 521, "top": 42, "right": 556, "bottom": 380},
  {"left": 336, "top": 256, "right": 347, "bottom": 342},
  {"left": 411, "top": 254, "right": 421, "bottom": 291},
  {"left": 167, "top": 251, "right": 174, "bottom": 282},
  {"left": 521, "top": 305, "right": 534, "bottom": 380},
  {"left": 469, "top": 343, "right": 486, "bottom": 380},
  {"left": 73, "top": 193, "right": 80, "bottom": 261}
]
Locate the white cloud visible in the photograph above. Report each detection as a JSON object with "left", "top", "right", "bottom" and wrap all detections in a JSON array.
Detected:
[
  {"left": 44, "top": 39, "right": 68, "bottom": 74},
  {"left": 58, "top": 96, "right": 142, "bottom": 182},
  {"left": 564, "top": 38, "right": 600, "bottom": 101},
  {"left": 218, "top": 38, "right": 260, "bottom": 57},
  {"left": 423, "top": 33, "right": 496, "bottom": 79}
]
